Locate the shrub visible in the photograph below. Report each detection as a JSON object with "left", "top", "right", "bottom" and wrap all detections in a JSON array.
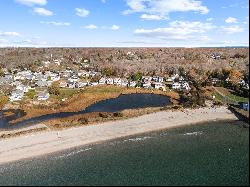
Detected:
[
  {"left": 113, "top": 112, "right": 123, "bottom": 117},
  {"left": 48, "top": 83, "right": 60, "bottom": 96},
  {"left": 99, "top": 112, "right": 109, "bottom": 118},
  {"left": 0, "top": 95, "right": 8, "bottom": 110},
  {"left": 26, "top": 89, "right": 36, "bottom": 99},
  {"left": 78, "top": 117, "right": 89, "bottom": 124},
  {"left": 214, "top": 101, "right": 223, "bottom": 106}
]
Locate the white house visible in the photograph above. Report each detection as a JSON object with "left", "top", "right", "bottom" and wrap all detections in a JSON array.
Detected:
[
  {"left": 68, "top": 77, "right": 79, "bottom": 83},
  {"left": 16, "top": 85, "right": 31, "bottom": 93},
  {"left": 106, "top": 78, "right": 114, "bottom": 85},
  {"left": 171, "top": 74, "right": 179, "bottom": 81},
  {"left": 89, "top": 82, "right": 99, "bottom": 87},
  {"left": 153, "top": 82, "right": 166, "bottom": 91},
  {"left": 59, "top": 81, "right": 68, "bottom": 88},
  {"left": 37, "top": 92, "right": 50, "bottom": 101},
  {"left": 78, "top": 81, "right": 89, "bottom": 88},
  {"left": 121, "top": 78, "right": 129, "bottom": 87},
  {"left": 9, "top": 90, "right": 24, "bottom": 102},
  {"left": 129, "top": 81, "right": 137, "bottom": 87},
  {"left": 68, "top": 82, "right": 76, "bottom": 89},
  {"left": 99, "top": 77, "right": 106, "bottom": 85},
  {"left": 36, "top": 80, "right": 47, "bottom": 87},
  {"left": 142, "top": 76, "right": 152, "bottom": 83},
  {"left": 182, "top": 82, "right": 191, "bottom": 90},
  {"left": 172, "top": 82, "right": 182, "bottom": 90},
  {"left": 114, "top": 78, "right": 122, "bottom": 85},
  {"left": 142, "top": 82, "right": 152, "bottom": 89}
]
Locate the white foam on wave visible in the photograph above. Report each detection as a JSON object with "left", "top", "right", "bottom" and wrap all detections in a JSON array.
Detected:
[
  {"left": 52, "top": 148, "right": 92, "bottom": 160},
  {"left": 183, "top": 131, "right": 203, "bottom": 136},
  {"left": 123, "top": 136, "right": 152, "bottom": 142}
]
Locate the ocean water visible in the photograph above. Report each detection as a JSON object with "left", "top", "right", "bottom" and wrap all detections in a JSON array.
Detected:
[{"left": 0, "top": 120, "right": 249, "bottom": 186}]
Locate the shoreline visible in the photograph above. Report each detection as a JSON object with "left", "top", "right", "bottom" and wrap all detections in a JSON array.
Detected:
[{"left": 0, "top": 106, "right": 238, "bottom": 165}]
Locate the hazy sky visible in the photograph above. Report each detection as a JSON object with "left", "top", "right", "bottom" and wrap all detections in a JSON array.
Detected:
[{"left": 0, "top": 0, "right": 249, "bottom": 47}]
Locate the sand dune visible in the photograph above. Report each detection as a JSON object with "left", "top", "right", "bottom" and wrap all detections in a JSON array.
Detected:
[{"left": 0, "top": 106, "right": 238, "bottom": 165}]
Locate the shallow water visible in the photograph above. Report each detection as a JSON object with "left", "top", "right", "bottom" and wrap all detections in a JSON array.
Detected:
[
  {"left": 0, "top": 120, "right": 248, "bottom": 186},
  {"left": 0, "top": 93, "right": 170, "bottom": 129}
]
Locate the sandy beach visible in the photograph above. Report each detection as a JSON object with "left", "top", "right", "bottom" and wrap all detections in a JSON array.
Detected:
[{"left": 0, "top": 106, "right": 238, "bottom": 165}]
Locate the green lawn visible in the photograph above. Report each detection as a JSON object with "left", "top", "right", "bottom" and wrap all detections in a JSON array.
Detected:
[{"left": 213, "top": 89, "right": 249, "bottom": 104}]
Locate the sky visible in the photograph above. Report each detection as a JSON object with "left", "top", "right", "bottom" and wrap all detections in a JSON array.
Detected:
[{"left": 0, "top": 0, "right": 249, "bottom": 47}]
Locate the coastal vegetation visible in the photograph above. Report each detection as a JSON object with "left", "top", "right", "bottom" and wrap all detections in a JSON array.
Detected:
[
  {"left": 8, "top": 85, "right": 179, "bottom": 124},
  {"left": 0, "top": 48, "right": 248, "bottom": 131},
  {"left": 0, "top": 95, "right": 8, "bottom": 110}
]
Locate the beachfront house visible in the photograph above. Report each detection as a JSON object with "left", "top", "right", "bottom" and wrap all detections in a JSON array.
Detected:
[
  {"left": 114, "top": 78, "right": 122, "bottom": 85},
  {"left": 172, "top": 82, "right": 182, "bottom": 90},
  {"left": 99, "top": 77, "right": 106, "bottom": 85},
  {"left": 106, "top": 78, "right": 114, "bottom": 85},
  {"left": 9, "top": 90, "right": 24, "bottom": 102},
  {"left": 121, "top": 78, "right": 129, "bottom": 87},
  {"left": 152, "top": 76, "right": 164, "bottom": 83},
  {"left": 153, "top": 82, "right": 166, "bottom": 91},
  {"left": 142, "top": 82, "right": 152, "bottom": 89},
  {"left": 142, "top": 76, "right": 152, "bottom": 83},
  {"left": 129, "top": 81, "right": 137, "bottom": 87}
]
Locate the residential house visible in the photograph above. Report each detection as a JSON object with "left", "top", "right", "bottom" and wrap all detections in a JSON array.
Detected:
[
  {"left": 106, "top": 78, "right": 114, "bottom": 85},
  {"left": 68, "top": 76, "right": 79, "bottom": 83},
  {"left": 59, "top": 81, "right": 68, "bottom": 88},
  {"left": 89, "top": 82, "right": 98, "bottom": 87},
  {"left": 142, "top": 76, "right": 152, "bottom": 83},
  {"left": 37, "top": 92, "right": 50, "bottom": 101},
  {"left": 171, "top": 74, "right": 179, "bottom": 81},
  {"left": 9, "top": 90, "right": 24, "bottom": 102},
  {"left": 211, "top": 53, "right": 221, "bottom": 59},
  {"left": 121, "top": 78, "right": 129, "bottom": 87},
  {"left": 153, "top": 82, "right": 166, "bottom": 91},
  {"left": 114, "top": 78, "right": 122, "bottom": 85},
  {"left": 172, "top": 82, "right": 182, "bottom": 90},
  {"left": 99, "top": 77, "right": 106, "bottom": 85},
  {"left": 36, "top": 80, "right": 47, "bottom": 87},
  {"left": 152, "top": 76, "right": 164, "bottom": 83},
  {"left": 77, "top": 81, "right": 89, "bottom": 88},
  {"left": 68, "top": 82, "right": 76, "bottom": 89},
  {"left": 182, "top": 82, "right": 191, "bottom": 91},
  {"left": 16, "top": 85, "right": 31, "bottom": 93},
  {"left": 129, "top": 81, "right": 137, "bottom": 87},
  {"left": 142, "top": 82, "right": 152, "bottom": 89}
]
